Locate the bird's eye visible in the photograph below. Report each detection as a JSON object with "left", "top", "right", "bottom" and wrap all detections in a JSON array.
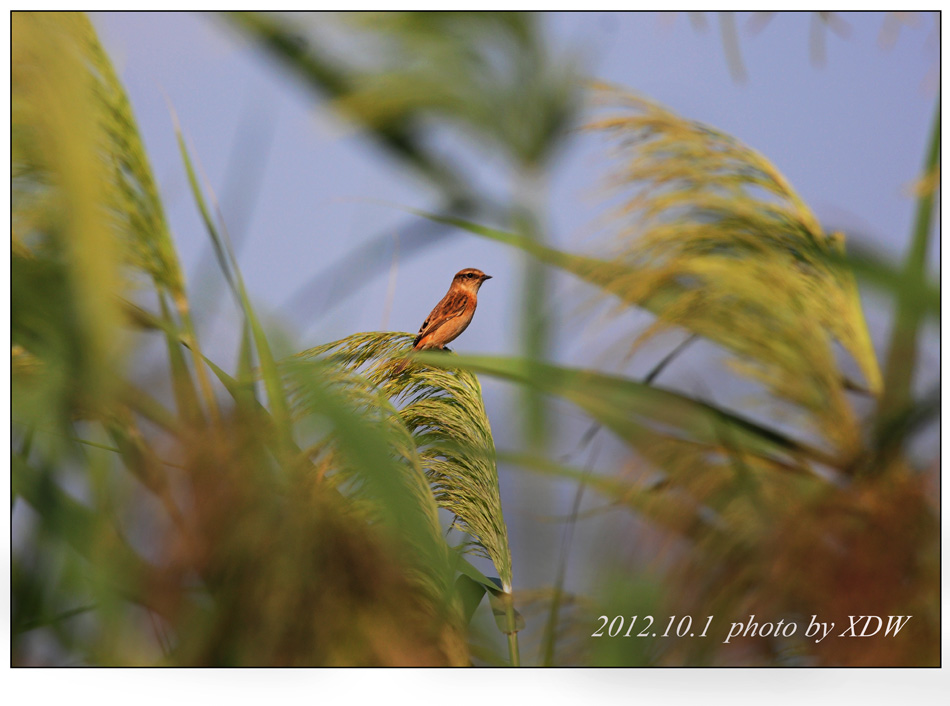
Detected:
[{"left": 466, "top": 273, "right": 474, "bottom": 278}]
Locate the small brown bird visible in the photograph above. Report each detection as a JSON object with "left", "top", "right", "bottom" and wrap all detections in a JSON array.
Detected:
[{"left": 394, "top": 268, "right": 492, "bottom": 374}]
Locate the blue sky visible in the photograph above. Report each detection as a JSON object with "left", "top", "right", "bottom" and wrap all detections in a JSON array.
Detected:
[
  {"left": 92, "top": 11, "right": 938, "bottom": 347},
  {"left": 91, "top": 12, "right": 939, "bottom": 599}
]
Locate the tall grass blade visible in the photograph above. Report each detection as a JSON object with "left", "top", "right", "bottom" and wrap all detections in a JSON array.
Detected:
[
  {"left": 876, "top": 96, "right": 940, "bottom": 438},
  {"left": 416, "top": 352, "right": 837, "bottom": 469},
  {"left": 296, "top": 332, "right": 514, "bottom": 591},
  {"left": 12, "top": 13, "right": 124, "bottom": 427},
  {"left": 173, "top": 122, "right": 293, "bottom": 450}
]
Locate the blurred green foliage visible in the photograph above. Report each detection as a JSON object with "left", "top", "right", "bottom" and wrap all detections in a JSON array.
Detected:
[{"left": 12, "top": 12, "right": 938, "bottom": 666}]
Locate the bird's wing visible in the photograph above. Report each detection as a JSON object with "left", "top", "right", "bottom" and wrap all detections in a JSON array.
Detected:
[{"left": 413, "top": 291, "right": 469, "bottom": 348}]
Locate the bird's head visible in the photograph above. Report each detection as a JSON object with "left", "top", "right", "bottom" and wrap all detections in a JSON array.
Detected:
[{"left": 452, "top": 268, "right": 492, "bottom": 292}]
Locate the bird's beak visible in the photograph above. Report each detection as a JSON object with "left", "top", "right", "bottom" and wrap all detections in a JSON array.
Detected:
[{"left": 482, "top": 274, "right": 492, "bottom": 281}]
